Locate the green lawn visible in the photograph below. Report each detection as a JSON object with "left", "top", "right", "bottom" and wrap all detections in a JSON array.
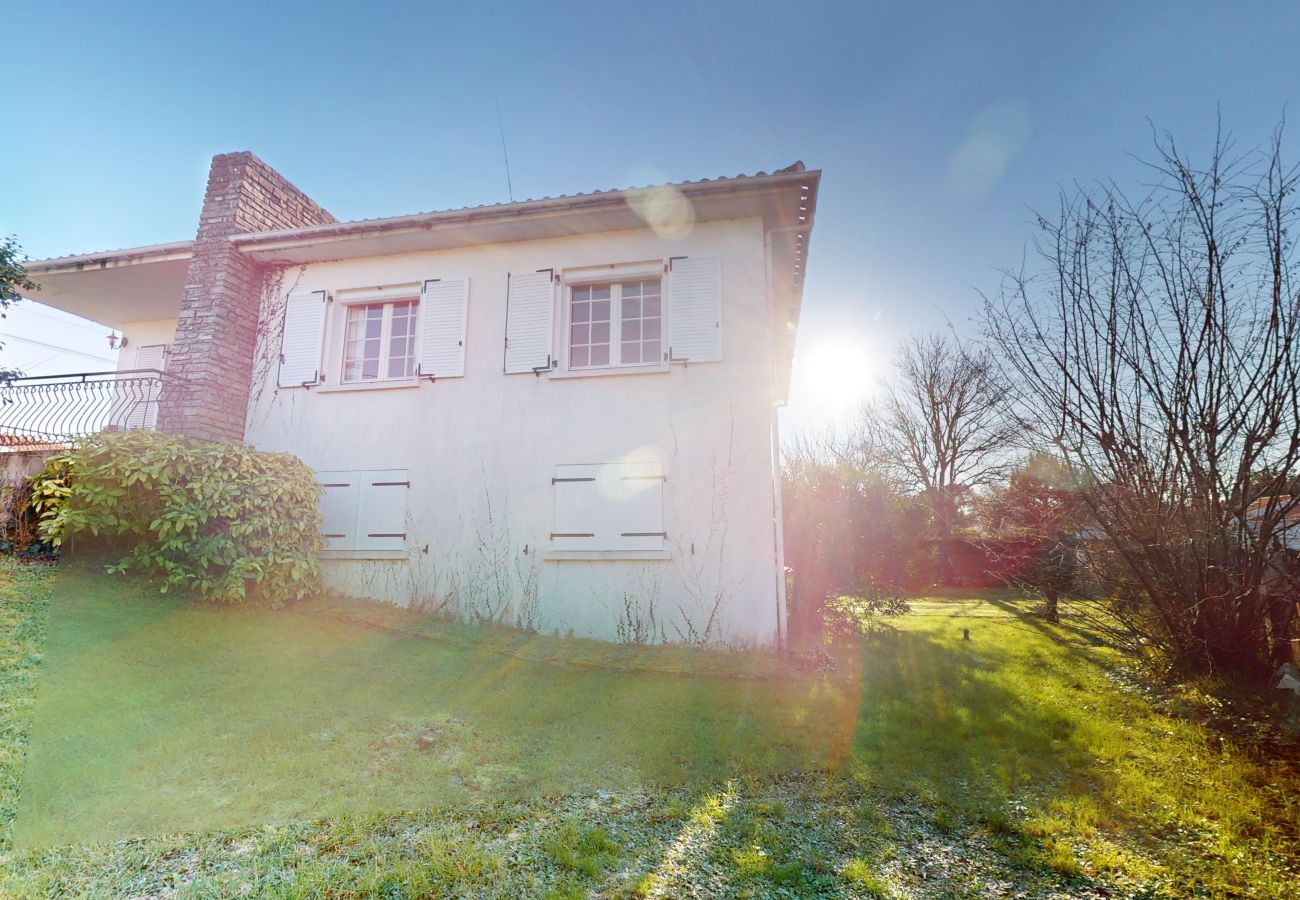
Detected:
[{"left": 0, "top": 560, "right": 1297, "bottom": 897}]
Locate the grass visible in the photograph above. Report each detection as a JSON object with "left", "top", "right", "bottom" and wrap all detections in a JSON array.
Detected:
[
  {"left": 0, "top": 559, "right": 1297, "bottom": 896},
  {"left": 12, "top": 564, "right": 854, "bottom": 848}
]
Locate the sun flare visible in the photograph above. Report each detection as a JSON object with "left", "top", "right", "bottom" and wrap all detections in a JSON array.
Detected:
[{"left": 794, "top": 338, "right": 877, "bottom": 418}]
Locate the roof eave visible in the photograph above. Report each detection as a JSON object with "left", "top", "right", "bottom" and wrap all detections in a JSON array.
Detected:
[
  {"left": 23, "top": 240, "right": 194, "bottom": 275},
  {"left": 230, "top": 170, "right": 818, "bottom": 255}
]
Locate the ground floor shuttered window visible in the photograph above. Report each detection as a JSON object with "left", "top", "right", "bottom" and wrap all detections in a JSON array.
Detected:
[
  {"left": 317, "top": 469, "right": 410, "bottom": 553},
  {"left": 551, "top": 462, "right": 665, "bottom": 553}
]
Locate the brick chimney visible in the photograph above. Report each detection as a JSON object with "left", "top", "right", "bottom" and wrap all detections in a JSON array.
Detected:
[{"left": 158, "top": 152, "right": 336, "bottom": 442}]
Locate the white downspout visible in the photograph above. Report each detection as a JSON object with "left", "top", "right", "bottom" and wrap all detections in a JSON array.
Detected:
[{"left": 764, "top": 226, "right": 789, "bottom": 650}]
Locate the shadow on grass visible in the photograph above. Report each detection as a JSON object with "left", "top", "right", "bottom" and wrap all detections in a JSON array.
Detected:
[{"left": 849, "top": 625, "right": 1086, "bottom": 812}]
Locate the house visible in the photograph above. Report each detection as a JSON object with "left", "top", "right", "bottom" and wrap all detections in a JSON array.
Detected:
[{"left": 15, "top": 152, "right": 818, "bottom": 645}]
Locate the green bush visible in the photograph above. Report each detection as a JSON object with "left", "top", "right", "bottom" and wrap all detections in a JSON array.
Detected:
[
  {"left": 54, "top": 430, "right": 322, "bottom": 606},
  {"left": 29, "top": 453, "right": 74, "bottom": 549}
]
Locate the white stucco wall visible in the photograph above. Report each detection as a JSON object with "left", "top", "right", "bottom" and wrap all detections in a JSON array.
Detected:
[
  {"left": 243, "top": 218, "right": 784, "bottom": 645},
  {"left": 116, "top": 319, "right": 178, "bottom": 371}
]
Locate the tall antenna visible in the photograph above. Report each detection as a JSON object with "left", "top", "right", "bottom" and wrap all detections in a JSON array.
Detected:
[{"left": 495, "top": 97, "right": 515, "bottom": 203}]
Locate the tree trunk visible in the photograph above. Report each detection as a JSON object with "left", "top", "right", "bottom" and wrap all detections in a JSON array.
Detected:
[{"left": 1042, "top": 586, "right": 1060, "bottom": 624}]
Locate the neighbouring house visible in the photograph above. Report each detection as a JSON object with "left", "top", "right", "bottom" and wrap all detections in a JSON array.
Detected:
[{"left": 13, "top": 152, "right": 818, "bottom": 645}]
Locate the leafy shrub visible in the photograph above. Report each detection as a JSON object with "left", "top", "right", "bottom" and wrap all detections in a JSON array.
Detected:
[
  {"left": 55, "top": 430, "right": 321, "bottom": 606},
  {"left": 29, "top": 453, "right": 74, "bottom": 549},
  {"left": 822, "top": 579, "right": 910, "bottom": 640}
]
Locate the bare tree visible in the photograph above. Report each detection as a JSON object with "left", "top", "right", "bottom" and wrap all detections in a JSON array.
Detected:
[
  {"left": 860, "top": 334, "right": 1019, "bottom": 538},
  {"left": 984, "top": 120, "right": 1300, "bottom": 676}
]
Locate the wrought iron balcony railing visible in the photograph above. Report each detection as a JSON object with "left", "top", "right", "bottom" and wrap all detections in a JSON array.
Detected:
[{"left": 0, "top": 369, "right": 169, "bottom": 448}]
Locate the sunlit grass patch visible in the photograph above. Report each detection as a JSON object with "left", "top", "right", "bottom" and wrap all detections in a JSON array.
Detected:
[
  {"left": 870, "top": 598, "right": 1300, "bottom": 896},
  {"left": 13, "top": 564, "right": 855, "bottom": 848},
  {"left": 1, "top": 565, "right": 1297, "bottom": 896}
]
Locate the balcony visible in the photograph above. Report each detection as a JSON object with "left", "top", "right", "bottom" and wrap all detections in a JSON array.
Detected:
[{"left": 0, "top": 369, "right": 170, "bottom": 449}]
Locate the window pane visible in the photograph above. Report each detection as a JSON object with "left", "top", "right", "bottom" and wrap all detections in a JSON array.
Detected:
[
  {"left": 344, "top": 300, "right": 417, "bottom": 382},
  {"left": 389, "top": 356, "right": 413, "bottom": 378},
  {"left": 570, "top": 283, "right": 611, "bottom": 369},
  {"left": 614, "top": 278, "right": 662, "bottom": 367},
  {"left": 344, "top": 304, "right": 386, "bottom": 382}
]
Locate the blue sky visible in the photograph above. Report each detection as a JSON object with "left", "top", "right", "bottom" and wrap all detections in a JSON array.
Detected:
[{"left": 2, "top": 0, "right": 1295, "bottom": 435}]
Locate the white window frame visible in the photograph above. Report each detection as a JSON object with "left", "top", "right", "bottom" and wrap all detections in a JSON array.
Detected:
[
  {"left": 314, "top": 283, "right": 424, "bottom": 393},
  {"left": 558, "top": 262, "right": 668, "bottom": 376},
  {"left": 340, "top": 297, "right": 420, "bottom": 384}
]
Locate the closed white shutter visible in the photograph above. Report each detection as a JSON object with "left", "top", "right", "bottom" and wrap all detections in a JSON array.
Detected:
[
  {"left": 356, "top": 471, "right": 409, "bottom": 552},
  {"left": 418, "top": 277, "right": 469, "bottom": 378},
  {"left": 668, "top": 256, "right": 722, "bottom": 363},
  {"left": 318, "top": 472, "right": 359, "bottom": 552},
  {"left": 117, "top": 343, "right": 167, "bottom": 430},
  {"left": 552, "top": 464, "right": 602, "bottom": 551},
  {"left": 609, "top": 462, "right": 665, "bottom": 552},
  {"left": 279, "top": 290, "right": 327, "bottom": 387},
  {"left": 504, "top": 271, "right": 555, "bottom": 373},
  {"left": 552, "top": 462, "right": 666, "bottom": 552}
]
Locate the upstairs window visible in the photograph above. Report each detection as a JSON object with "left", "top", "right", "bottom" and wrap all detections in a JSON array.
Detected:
[
  {"left": 567, "top": 278, "right": 662, "bottom": 370},
  {"left": 342, "top": 299, "right": 418, "bottom": 382}
]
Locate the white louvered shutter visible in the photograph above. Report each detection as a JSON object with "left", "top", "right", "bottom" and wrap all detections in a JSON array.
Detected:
[
  {"left": 552, "top": 464, "right": 602, "bottom": 551},
  {"left": 418, "top": 277, "right": 469, "bottom": 378},
  {"left": 504, "top": 271, "right": 555, "bottom": 373},
  {"left": 318, "top": 472, "right": 360, "bottom": 552},
  {"left": 118, "top": 343, "right": 167, "bottom": 430},
  {"left": 356, "top": 471, "right": 409, "bottom": 552},
  {"left": 279, "top": 290, "right": 327, "bottom": 387},
  {"left": 668, "top": 256, "right": 722, "bottom": 363}
]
